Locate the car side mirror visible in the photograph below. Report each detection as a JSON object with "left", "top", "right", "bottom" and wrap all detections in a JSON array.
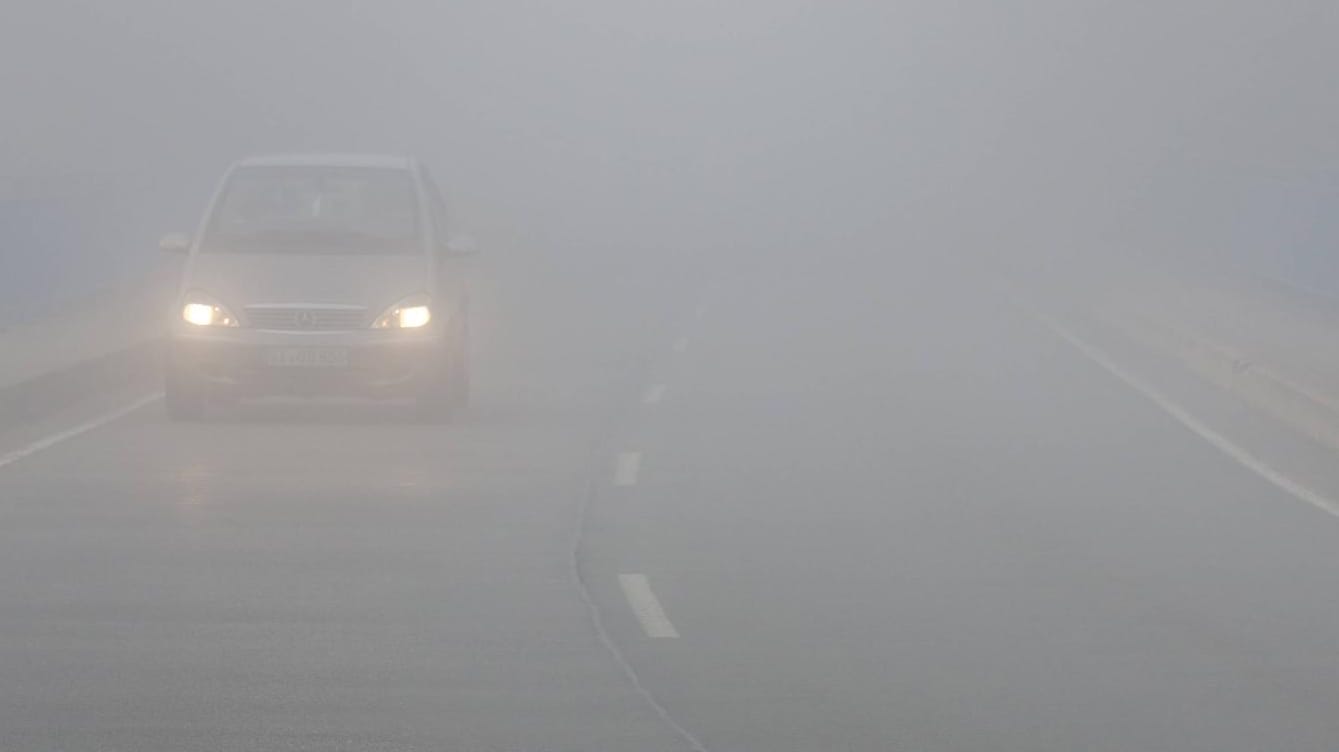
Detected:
[
  {"left": 159, "top": 232, "right": 192, "bottom": 254},
  {"left": 442, "top": 235, "right": 478, "bottom": 258}
]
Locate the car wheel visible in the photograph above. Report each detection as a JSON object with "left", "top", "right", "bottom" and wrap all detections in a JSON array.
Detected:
[
  {"left": 414, "top": 342, "right": 455, "bottom": 424},
  {"left": 164, "top": 367, "right": 207, "bottom": 421},
  {"left": 415, "top": 314, "right": 469, "bottom": 422}
]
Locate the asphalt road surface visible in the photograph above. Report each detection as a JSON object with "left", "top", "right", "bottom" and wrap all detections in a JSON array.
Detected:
[{"left": 3, "top": 248, "right": 1339, "bottom": 751}]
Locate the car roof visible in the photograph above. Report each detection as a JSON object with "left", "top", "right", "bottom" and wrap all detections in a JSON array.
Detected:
[{"left": 234, "top": 154, "right": 416, "bottom": 171}]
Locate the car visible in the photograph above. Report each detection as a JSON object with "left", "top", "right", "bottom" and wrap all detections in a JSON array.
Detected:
[{"left": 159, "top": 154, "right": 474, "bottom": 420}]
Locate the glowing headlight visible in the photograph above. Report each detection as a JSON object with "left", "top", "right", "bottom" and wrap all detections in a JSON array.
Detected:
[
  {"left": 397, "top": 305, "right": 431, "bottom": 328},
  {"left": 181, "top": 296, "right": 238, "bottom": 327},
  {"left": 373, "top": 297, "right": 432, "bottom": 329}
]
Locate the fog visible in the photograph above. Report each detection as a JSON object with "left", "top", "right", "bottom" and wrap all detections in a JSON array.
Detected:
[
  {"left": 5, "top": 2, "right": 1339, "bottom": 750},
  {"left": 7, "top": 1, "right": 1338, "bottom": 286}
]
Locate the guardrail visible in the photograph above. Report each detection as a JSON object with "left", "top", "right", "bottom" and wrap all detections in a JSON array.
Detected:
[
  {"left": 1097, "top": 306, "right": 1339, "bottom": 454},
  {"left": 1086, "top": 267, "right": 1339, "bottom": 456}
]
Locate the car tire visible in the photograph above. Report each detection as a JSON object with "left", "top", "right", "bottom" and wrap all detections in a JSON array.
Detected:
[
  {"left": 414, "top": 345, "right": 455, "bottom": 425},
  {"left": 415, "top": 314, "right": 469, "bottom": 423},
  {"left": 165, "top": 367, "right": 207, "bottom": 421}
]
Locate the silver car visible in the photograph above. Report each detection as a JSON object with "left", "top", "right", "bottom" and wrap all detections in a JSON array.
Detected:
[{"left": 160, "top": 154, "right": 473, "bottom": 420}]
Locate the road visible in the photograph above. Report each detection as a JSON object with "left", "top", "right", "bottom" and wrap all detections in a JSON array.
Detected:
[{"left": 3, "top": 248, "right": 1339, "bottom": 751}]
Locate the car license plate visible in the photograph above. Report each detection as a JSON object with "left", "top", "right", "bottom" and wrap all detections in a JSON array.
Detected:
[{"left": 265, "top": 347, "right": 349, "bottom": 368}]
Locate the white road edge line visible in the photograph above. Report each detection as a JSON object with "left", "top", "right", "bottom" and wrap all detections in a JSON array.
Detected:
[
  {"left": 614, "top": 451, "right": 642, "bottom": 487},
  {"left": 642, "top": 383, "right": 667, "bottom": 405},
  {"left": 672, "top": 337, "right": 689, "bottom": 354},
  {"left": 618, "top": 574, "right": 681, "bottom": 638},
  {"left": 0, "top": 392, "right": 163, "bottom": 471},
  {"left": 1032, "top": 311, "right": 1339, "bottom": 520}
]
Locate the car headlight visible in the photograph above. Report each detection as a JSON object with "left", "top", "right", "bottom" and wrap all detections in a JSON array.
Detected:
[
  {"left": 181, "top": 294, "right": 239, "bottom": 327},
  {"left": 373, "top": 296, "right": 432, "bottom": 329}
]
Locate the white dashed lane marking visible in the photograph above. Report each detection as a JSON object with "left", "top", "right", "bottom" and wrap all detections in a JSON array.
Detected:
[
  {"left": 618, "top": 574, "right": 680, "bottom": 638},
  {"left": 614, "top": 451, "right": 642, "bottom": 487}
]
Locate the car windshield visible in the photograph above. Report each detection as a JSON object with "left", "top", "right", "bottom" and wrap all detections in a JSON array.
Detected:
[{"left": 203, "top": 166, "right": 420, "bottom": 254}]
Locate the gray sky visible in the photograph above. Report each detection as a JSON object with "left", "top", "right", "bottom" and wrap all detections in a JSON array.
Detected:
[{"left": 3, "top": 1, "right": 1338, "bottom": 255}]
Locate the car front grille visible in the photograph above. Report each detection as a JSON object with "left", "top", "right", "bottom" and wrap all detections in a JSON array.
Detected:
[{"left": 243, "top": 306, "right": 369, "bottom": 331}]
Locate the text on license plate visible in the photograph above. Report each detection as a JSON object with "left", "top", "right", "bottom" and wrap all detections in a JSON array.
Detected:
[{"left": 265, "top": 347, "right": 349, "bottom": 368}]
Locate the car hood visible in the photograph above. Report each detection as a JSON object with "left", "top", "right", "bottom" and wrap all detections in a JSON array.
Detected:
[{"left": 183, "top": 252, "right": 430, "bottom": 310}]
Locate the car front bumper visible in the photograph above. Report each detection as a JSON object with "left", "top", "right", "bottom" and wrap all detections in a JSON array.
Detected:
[{"left": 168, "top": 328, "right": 444, "bottom": 400}]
